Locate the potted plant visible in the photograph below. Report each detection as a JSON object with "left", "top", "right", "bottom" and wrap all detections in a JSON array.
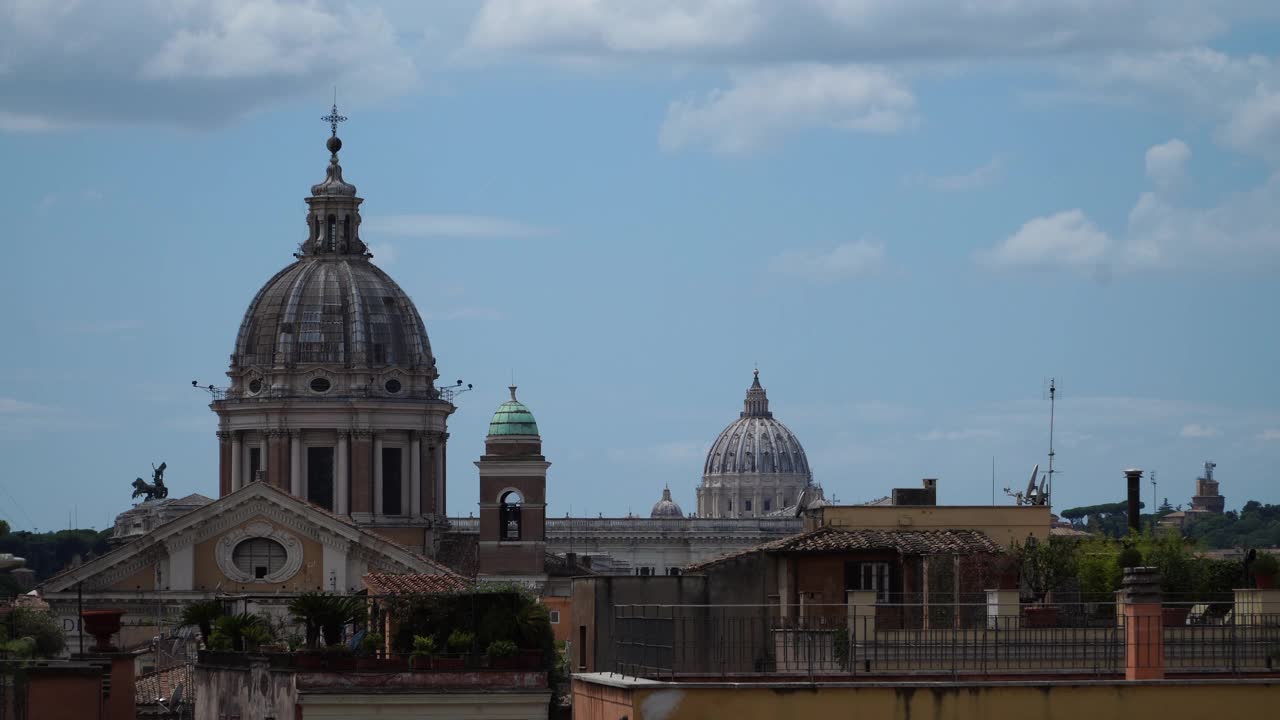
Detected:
[
  {"left": 1254, "top": 552, "right": 1279, "bottom": 589},
  {"left": 180, "top": 600, "right": 224, "bottom": 645},
  {"left": 357, "top": 632, "right": 385, "bottom": 671},
  {"left": 432, "top": 629, "right": 473, "bottom": 671},
  {"left": 409, "top": 635, "right": 437, "bottom": 670},
  {"left": 486, "top": 639, "right": 519, "bottom": 669}
]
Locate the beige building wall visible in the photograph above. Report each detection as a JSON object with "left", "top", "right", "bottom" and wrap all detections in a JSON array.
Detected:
[
  {"left": 192, "top": 517, "right": 326, "bottom": 592},
  {"left": 106, "top": 565, "right": 156, "bottom": 592},
  {"left": 811, "top": 505, "right": 1051, "bottom": 547},
  {"left": 573, "top": 675, "right": 1280, "bottom": 720}
]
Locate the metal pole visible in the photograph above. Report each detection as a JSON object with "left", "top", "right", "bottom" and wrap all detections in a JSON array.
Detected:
[{"left": 77, "top": 582, "right": 84, "bottom": 656}]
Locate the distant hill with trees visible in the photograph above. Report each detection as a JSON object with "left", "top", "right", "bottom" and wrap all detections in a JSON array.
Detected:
[
  {"left": 0, "top": 522, "right": 113, "bottom": 596},
  {"left": 1059, "top": 499, "right": 1280, "bottom": 549}
]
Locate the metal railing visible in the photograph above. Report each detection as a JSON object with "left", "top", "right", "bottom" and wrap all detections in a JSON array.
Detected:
[{"left": 612, "top": 602, "right": 1280, "bottom": 680}]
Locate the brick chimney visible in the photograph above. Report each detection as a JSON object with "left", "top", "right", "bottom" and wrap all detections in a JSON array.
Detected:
[{"left": 1122, "top": 566, "right": 1164, "bottom": 680}]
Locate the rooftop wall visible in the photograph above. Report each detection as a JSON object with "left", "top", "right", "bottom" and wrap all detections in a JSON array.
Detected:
[
  {"left": 810, "top": 505, "right": 1050, "bottom": 546},
  {"left": 573, "top": 675, "right": 1280, "bottom": 720}
]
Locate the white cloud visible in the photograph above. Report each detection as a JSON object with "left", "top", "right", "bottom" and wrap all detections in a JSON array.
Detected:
[
  {"left": 985, "top": 141, "right": 1280, "bottom": 272},
  {"left": 1258, "top": 429, "right": 1280, "bottom": 441},
  {"left": 1220, "top": 84, "right": 1280, "bottom": 159},
  {"left": 1054, "top": 48, "right": 1280, "bottom": 160},
  {"left": 466, "top": 1, "right": 1231, "bottom": 62},
  {"left": 0, "top": 0, "right": 421, "bottom": 130},
  {"left": 979, "top": 210, "right": 1110, "bottom": 270},
  {"left": 0, "top": 397, "right": 44, "bottom": 415},
  {"left": 1180, "top": 423, "right": 1221, "bottom": 438},
  {"left": 909, "top": 157, "right": 1005, "bottom": 192},
  {"left": 1144, "top": 139, "right": 1190, "bottom": 187},
  {"left": 364, "top": 214, "right": 551, "bottom": 239},
  {"left": 768, "top": 239, "right": 885, "bottom": 280},
  {"left": 661, "top": 64, "right": 915, "bottom": 152}
]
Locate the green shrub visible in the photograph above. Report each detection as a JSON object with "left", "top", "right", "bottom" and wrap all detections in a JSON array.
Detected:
[
  {"left": 410, "top": 635, "right": 437, "bottom": 659},
  {"left": 1255, "top": 552, "right": 1279, "bottom": 576},
  {"left": 8, "top": 608, "right": 64, "bottom": 658},
  {"left": 447, "top": 629, "right": 474, "bottom": 654},
  {"left": 1117, "top": 547, "right": 1144, "bottom": 570},
  {"left": 361, "top": 632, "right": 384, "bottom": 656},
  {"left": 486, "top": 639, "right": 518, "bottom": 658}
]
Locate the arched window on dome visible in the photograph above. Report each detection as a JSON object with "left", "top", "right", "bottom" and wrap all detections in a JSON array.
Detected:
[
  {"left": 326, "top": 214, "right": 337, "bottom": 252},
  {"left": 500, "top": 490, "right": 523, "bottom": 541}
]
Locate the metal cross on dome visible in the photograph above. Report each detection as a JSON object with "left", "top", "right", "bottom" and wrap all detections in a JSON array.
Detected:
[{"left": 322, "top": 102, "right": 347, "bottom": 137}]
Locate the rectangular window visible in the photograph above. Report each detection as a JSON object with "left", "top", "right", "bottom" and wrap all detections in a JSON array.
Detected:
[
  {"left": 578, "top": 626, "right": 587, "bottom": 670},
  {"left": 249, "top": 447, "right": 262, "bottom": 483},
  {"left": 307, "top": 446, "right": 335, "bottom": 510},
  {"left": 844, "top": 561, "right": 892, "bottom": 602},
  {"left": 764, "top": 499, "right": 771, "bottom": 512},
  {"left": 382, "top": 447, "right": 403, "bottom": 515},
  {"left": 549, "top": 610, "right": 561, "bottom": 624},
  {"left": 745, "top": 499, "right": 753, "bottom": 512}
]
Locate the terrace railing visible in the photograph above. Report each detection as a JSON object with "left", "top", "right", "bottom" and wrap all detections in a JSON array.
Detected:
[{"left": 612, "top": 602, "right": 1280, "bottom": 680}]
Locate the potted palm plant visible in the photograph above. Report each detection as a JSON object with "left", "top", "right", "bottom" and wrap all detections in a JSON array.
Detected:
[
  {"left": 180, "top": 600, "right": 224, "bottom": 645},
  {"left": 433, "top": 629, "right": 472, "bottom": 671}
]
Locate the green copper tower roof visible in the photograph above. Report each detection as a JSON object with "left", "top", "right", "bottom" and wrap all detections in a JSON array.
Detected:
[{"left": 488, "top": 386, "right": 539, "bottom": 437}]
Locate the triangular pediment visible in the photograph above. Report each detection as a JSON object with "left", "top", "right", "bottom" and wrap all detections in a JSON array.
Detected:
[{"left": 42, "top": 483, "right": 454, "bottom": 592}]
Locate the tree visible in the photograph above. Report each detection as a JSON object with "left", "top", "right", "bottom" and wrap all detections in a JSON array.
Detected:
[{"left": 0, "top": 519, "right": 9, "bottom": 536}]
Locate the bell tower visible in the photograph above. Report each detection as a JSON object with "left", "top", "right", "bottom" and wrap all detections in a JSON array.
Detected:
[{"left": 476, "top": 387, "right": 548, "bottom": 582}]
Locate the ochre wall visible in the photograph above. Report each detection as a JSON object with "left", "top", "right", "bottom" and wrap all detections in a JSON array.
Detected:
[
  {"left": 574, "top": 677, "right": 1280, "bottom": 720},
  {"left": 191, "top": 516, "right": 326, "bottom": 592},
  {"left": 543, "top": 596, "right": 572, "bottom": 645},
  {"left": 371, "top": 526, "right": 427, "bottom": 552},
  {"left": 106, "top": 564, "right": 156, "bottom": 592},
  {"left": 814, "top": 505, "right": 1051, "bottom": 547}
]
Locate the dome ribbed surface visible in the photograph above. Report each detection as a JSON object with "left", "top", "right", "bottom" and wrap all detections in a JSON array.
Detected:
[
  {"left": 488, "top": 387, "right": 539, "bottom": 436},
  {"left": 233, "top": 258, "right": 432, "bottom": 369},
  {"left": 703, "top": 372, "right": 811, "bottom": 477}
]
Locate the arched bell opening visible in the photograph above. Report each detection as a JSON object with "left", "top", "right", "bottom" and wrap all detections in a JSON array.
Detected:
[{"left": 499, "top": 490, "right": 524, "bottom": 541}]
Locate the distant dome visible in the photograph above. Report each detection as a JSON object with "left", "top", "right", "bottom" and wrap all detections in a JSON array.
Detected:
[
  {"left": 703, "top": 372, "right": 811, "bottom": 478},
  {"left": 650, "top": 486, "right": 684, "bottom": 518},
  {"left": 488, "top": 386, "right": 539, "bottom": 437}
]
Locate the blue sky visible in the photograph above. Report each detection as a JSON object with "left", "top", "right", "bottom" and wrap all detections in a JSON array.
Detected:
[{"left": 2, "top": 1, "right": 1279, "bottom": 531}]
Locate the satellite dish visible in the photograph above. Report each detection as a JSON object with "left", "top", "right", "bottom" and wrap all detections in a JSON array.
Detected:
[
  {"left": 1025, "top": 464, "right": 1040, "bottom": 499},
  {"left": 1037, "top": 477, "right": 1048, "bottom": 505}
]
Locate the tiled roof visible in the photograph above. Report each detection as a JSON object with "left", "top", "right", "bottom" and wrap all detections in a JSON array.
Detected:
[
  {"left": 685, "top": 526, "right": 1002, "bottom": 572},
  {"left": 135, "top": 663, "right": 193, "bottom": 706},
  {"left": 362, "top": 572, "right": 472, "bottom": 595}
]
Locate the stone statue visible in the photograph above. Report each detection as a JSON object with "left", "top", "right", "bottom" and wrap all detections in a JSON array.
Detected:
[{"left": 131, "top": 461, "right": 169, "bottom": 501}]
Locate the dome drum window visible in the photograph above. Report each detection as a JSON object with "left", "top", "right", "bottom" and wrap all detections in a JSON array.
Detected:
[
  {"left": 384, "top": 377, "right": 402, "bottom": 394},
  {"left": 247, "top": 377, "right": 264, "bottom": 395},
  {"left": 309, "top": 377, "right": 332, "bottom": 394}
]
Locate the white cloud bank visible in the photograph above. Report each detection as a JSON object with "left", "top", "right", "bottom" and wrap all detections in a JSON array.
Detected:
[
  {"left": 0, "top": 0, "right": 420, "bottom": 130},
  {"left": 660, "top": 64, "right": 915, "bottom": 153},
  {"left": 981, "top": 140, "right": 1280, "bottom": 272},
  {"left": 466, "top": 1, "right": 1232, "bottom": 62}
]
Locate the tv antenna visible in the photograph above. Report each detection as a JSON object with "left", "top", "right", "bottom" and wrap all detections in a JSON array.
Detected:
[{"left": 1045, "top": 378, "right": 1058, "bottom": 509}]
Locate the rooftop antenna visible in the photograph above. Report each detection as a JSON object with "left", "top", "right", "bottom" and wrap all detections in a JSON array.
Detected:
[
  {"left": 1046, "top": 378, "right": 1058, "bottom": 509},
  {"left": 1150, "top": 471, "right": 1158, "bottom": 531}
]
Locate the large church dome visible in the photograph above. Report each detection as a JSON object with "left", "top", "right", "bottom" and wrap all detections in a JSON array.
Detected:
[
  {"left": 697, "top": 371, "right": 814, "bottom": 518},
  {"left": 233, "top": 259, "right": 433, "bottom": 370},
  {"left": 703, "top": 372, "right": 811, "bottom": 478}
]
